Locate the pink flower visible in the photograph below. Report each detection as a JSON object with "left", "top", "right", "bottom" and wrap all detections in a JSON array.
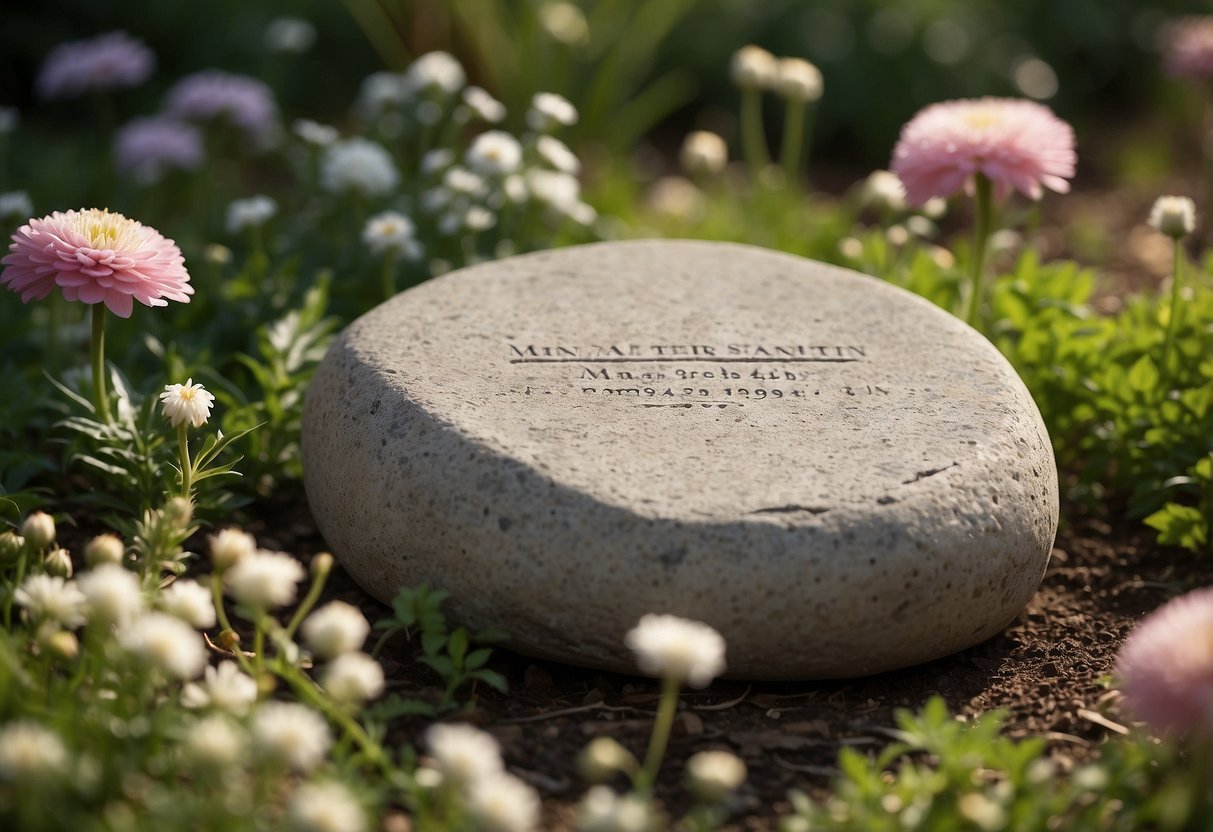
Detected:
[
  {"left": 1115, "top": 586, "right": 1213, "bottom": 738},
  {"left": 890, "top": 97, "right": 1076, "bottom": 207},
  {"left": 1163, "top": 17, "right": 1213, "bottom": 79},
  {"left": 36, "top": 32, "right": 155, "bottom": 100},
  {"left": 165, "top": 71, "right": 278, "bottom": 143},
  {"left": 1, "top": 209, "right": 192, "bottom": 318},
  {"left": 115, "top": 117, "right": 204, "bottom": 184}
]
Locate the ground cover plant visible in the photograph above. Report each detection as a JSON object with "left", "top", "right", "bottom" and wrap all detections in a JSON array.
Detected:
[{"left": 1, "top": 3, "right": 1213, "bottom": 830}]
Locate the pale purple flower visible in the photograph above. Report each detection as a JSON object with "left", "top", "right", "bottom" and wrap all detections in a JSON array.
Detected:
[
  {"left": 165, "top": 70, "right": 278, "bottom": 143},
  {"left": 115, "top": 117, "right": 204, "bottom": 184},
  {"left": 36, "top": 32, "right": 155, "bottom": 100},
  {"left": 1116, "top": 586, "right": 1213, "bottom": 738}
]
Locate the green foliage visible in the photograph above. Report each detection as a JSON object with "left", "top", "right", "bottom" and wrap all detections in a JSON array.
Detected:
[
  {"left": 370, "top": 584, "right": 508, "bottom": 718},
  {"left": 782, "top": 697, "right": 1210, "bottom": 832}
]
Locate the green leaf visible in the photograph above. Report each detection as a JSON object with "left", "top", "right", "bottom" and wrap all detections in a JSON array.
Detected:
[
  {"left": 464, "top": 648, "right": 493, "bottom": 671},
  {"left": 1144, "top": 503, "right": 1208, "bottom": 553},
  {"left": 421, "top": 629, "right": 447, "bottom": 658},
  {"left": 448, "top": 628, "right": 469, "bottom": 665},
  {"left": 471, "top": 669, "right": 508, "bottom": 694},
  {"left": 1127, "top": 355, "right": 1160, "bottom": 395}
]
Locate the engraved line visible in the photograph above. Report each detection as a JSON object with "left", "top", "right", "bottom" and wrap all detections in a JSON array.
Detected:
[{"left": 509, "top": 357, "right": 861, "bottom": 364}]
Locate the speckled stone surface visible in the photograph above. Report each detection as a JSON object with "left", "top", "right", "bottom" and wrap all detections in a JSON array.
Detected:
[{"left": 302, "top": 240, "right": 1058, "bottom": 680}]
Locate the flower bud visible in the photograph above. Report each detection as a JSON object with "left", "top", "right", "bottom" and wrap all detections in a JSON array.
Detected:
[
  {"left": 775, "top": 57, "right": 823, "bottom": 103},
  {"left": 21, "top": 512, "right": 55, "bottom": 550},
  {"left": 210, "top": 528, "right": 255, "bottom": 572},
  {"left": 44, "top": 630, "right": 80, "bottom": 662},
  {"left": 730, "top": 45, "right": 778, "bottom": 90},
  {"left": 310, "top": 552, "right": 334, "bottom": 578},
  {"left": 164, "top": 497, "right": 194, "bottom": 528},
  {"left": 578, "top": 737, "right": 633, "bottom": 783},
  {"left": 84, "top": 534, "right": 125, "bottom": 567},
  {"left": 685, "top": 750, "right": 747, "bottom": 802},
  {"left": 1148, "top": 195, "right": 1196, "bottom": 239},
  {"left": 44, "top": 548, "right": 73, "bottom": 578},
  {"left": 0, "top": 531, "right": 24, "bottom": 566},
  {"left": 679, "top": 131, "right": 728, "bottom": 177},
  {"left": 203, "top": 243, "right": 233, "bottom": 265}
]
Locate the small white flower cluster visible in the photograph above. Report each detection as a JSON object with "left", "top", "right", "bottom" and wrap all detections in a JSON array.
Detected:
[
  {"left": 731, "top": 45, "right": 823, "bottom": 103},
  {"left": 0, "top": 190, "right": 33, "bottom": 219},
  {"left": 302, "top": 601, "right": 384, "bottom": 706},
  {"left": 226, "top": 194, "right": 278, "bottom": 233},
  {"left": 321, "top": 137, "right": 400, "bottom": 197},
  {"left": 419, "top": 723, "right": 541, "bottom": 832},
  {"left": 356, "top": 51, "right": 469, "bottom": 128}
]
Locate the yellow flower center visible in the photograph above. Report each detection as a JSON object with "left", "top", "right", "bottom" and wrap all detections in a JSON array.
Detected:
[
  {"left": 179, "top": 388, "right": 197, "bottom": 401},
  {"left": 65, "top": 208, "right": 141, "bottom": 251},
  {"left": 963, "top": 110, "right": 1003, "bottom": 130}
]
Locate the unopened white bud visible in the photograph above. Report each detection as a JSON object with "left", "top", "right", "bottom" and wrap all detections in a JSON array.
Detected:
[
  {"left": 85, "top": 534, "right": 125, "bottom": 567},
  {"left": 775, "top": 58, "right": 823, "bottom": 102},
  {"left": 730, "top": 45, "right": 778, "bottom": 90},
  {"left": 679, "top": 131, "right": 728, "bottom": 177},
  {"left": 1149, "top": 195, "right": 1196, "bottom": 239},
  {"left": 685, "top": 750, "right": 747, "bottom": 802},
  {"left": 21, "top": 512, "right": 55, "bottom": 550},
  {"left": 44, "top": 548, "right": 72, "bottom": 578}
]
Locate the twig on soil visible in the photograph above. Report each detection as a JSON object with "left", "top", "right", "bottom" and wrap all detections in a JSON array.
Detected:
[
  {"left": 692, "top": 685, "right": 752, "bottom": 711},
  {"left": 1077, "top": 708, "right": 1130, "bottom": 735},
  {"left": 772, "top": 754, "right": 837, "bottom": 777},
  {"left": 499, "top": 703, "right": 646, "bottom": 724}
]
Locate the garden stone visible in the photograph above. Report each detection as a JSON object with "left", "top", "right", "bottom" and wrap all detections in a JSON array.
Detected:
[{"left": 302, "top": 240, "right": 1058, "bottom": 680}]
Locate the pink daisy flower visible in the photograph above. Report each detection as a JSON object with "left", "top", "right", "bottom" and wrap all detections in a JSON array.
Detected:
[
  {"left": 890, "top": 97, "right": 1076, "bottom": 207},
  {"left": 1163, "top": 17, "right": 1213, "bottom": 79},
  {"left": 1, "top": 209, "right": 192, "bottom": 318},
  {"left": 36, "top": 32, "right": 155, "bottom": 100},
  {"left": 1116, "top": 586, "right": 1213, "bottom": 738}
]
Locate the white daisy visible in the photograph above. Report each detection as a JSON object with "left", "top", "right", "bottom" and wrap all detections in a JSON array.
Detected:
[{"left": 159, "top": 378, "right": 215, "bottom": 428}]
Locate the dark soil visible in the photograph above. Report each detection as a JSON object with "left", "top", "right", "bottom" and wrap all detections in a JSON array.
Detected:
[{"left": 247, "top": 492, "right": 1205, "bottom": 831}]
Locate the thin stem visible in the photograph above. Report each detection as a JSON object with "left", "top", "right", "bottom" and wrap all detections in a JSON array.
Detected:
[
  {"left": 381, "top": 253, "right": 398, "bottom": 301},
  {"left": 635, "top": 674, "right": 681, "bottom": 794},
  {"left": 740, "top": 87, "right": 770, "bottom": 177},
  {"left": 177, "top": 422, "right": 193, "bottom": 499},
  {"left": 283, "top": 566, "right": 331, "bottom": 642},
  {"left": 965, "top": 174, "right": 994, "bottom": 328},
  {"left": 279, "top": 661, "right": 389, "bottom": 768},
  {"left": 779, "top": 99, "right": 805, "bottom": 184},
  {"left": 211, "top": 572, "right": 255, "bottom": 675},
  {"left": 90, "top": 304, "right": 111, "bottom": 423},
  {"left": 1162, "top": 236, "right": 1184, "bottom": 381}
]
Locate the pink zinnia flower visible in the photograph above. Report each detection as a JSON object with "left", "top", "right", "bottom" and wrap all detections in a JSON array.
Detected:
[
  {"left": 1, "top": 209, "right": 192, "bottom": 318},
  {"left": 1163, "top": 17, "right": 1213, "bottom": 79},
  {"left": 115, "top": 117, "right": 204, "bottom": 184},
  {"left": 165, "top": 70, "right": 278, "bottom": 144},
  {"left": 36, "top": 32, "right": 155, "bottom": 100},
  {"left": 1115, "top": 586, "right": 1213, "bottom": 738},
  {"left": 890, "top": 97, "right": 1076, "bottom": 207}
]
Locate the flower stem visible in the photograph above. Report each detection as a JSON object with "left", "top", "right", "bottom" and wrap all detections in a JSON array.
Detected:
[
  {"left": 635, "top": 674, "right": 681, "bottom": 794},
  {"left": 177, "top": 422, "right": 193, "bottom": 499},
  {"left": 964, "top": 173, "right": 994, "bottom": 328},
  {"left": 284, "top": 565, "right": 331, "bottom": 642},
  {"left": 381, "top": 253, "right": 398, "bottom": 301},
  {"left": 1162, "top": 236, "right": 1184, "bottom": 381},
  {"left": 779, "top": 99, "right": 806, "bottom": 184},
  {"left": 90, "top": 304, "right": 111, "bottom": 423},
  {"left": 740, "top": 87, "right": 770, "bottom": 178}
]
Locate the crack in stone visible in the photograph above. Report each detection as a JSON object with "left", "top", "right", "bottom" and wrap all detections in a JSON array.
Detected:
[
  {"left": 750, "top": 504, "right": 831, "bottom": 515},
  {"left": 902, "top": 462, "right": 958, "bottom": 485}
]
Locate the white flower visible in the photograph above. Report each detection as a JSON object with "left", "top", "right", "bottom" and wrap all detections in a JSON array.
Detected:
[
  {"left": 77, "top": 564, "right": 144, "bottom": 626},
  {"left": 293, "top": 119, "right": 339, "bottom": 147},
  {"left": 525, "top": 168, "right": 580, "bottom": 210},
  {"left": 0, "top": 190, "right": 32, "bottom": 219},
  {"left": 466, "top": 772, "right": 541, "bottom": 832},
  {"left": 679, "top": 131, "right": 728, "bottom": 176},
  {"left": 775, "top": 57, "right": 823, "bottom": 102},
  {"left": 302, "top": 601, "right": 370, "bottom": 659},
  {"left": 862, "top": 169, "right": 907, "bottom": 214},
  {"left": 226, "top": 195, "right": 278, "bottom": 233},
  {"left": 503, "top": 174, "right": 528, "bottom": 204},
  {"left": 21, "top": 511, "right": 55, "bottom": 549},
  {"left": 84, "top": 533, "right": 125, "bottom": 567},
  {"left": 357, "top": 72, "right": 409, "bottom": 119},
  {"left": 420, "top": 187, "right": 453, "bottom": 214},
  {"left": 322, "top": 652, "right": 385, "bottom": 704},
  {"left": 577, "top": 737, "right": 633, "bottom": 783},
  {"left": 467, "top": 131, "right": 523, "bottom": 177},
  {"left": 624, "top": 614, "right": 726, "bottom": 687},
  {"left": 526, "top": 92, "right": 578, "bottom": 132},
  {"left": 159, "top": 378, "right": 215, "bottom": 428},
  {"left": 539, "top": 2, "right": 589, "bottom": 45},
  {"left": 0, "top": 106, "right": 18, "bottom": 134},
  {"left": 425, "top": 723, "right": 503, "bottom": 785},
  {"left": 362, "top": 210, "right": 423, "bottom": 260},
  {"left": 1149, "top": 195, "right": 1197, "bottom": 239},
  {"left": 265, "top": 17, "right": 316, "bottom": 54},
  {"left": 647, "top": 176, "right": 703, "bottom": 219},
  {"left": 161, "top": 579, "right": 216, "bottom": 628},
  {"left": 251, "top": 702, "right": 332, "bottom": 771},
  {"left": 120, "top": 612, "right": 206, "bottom": 679},
  {"left": 464, "top": 205, "right": 496, "bottom": 232},
  {"left": 286, "top": 781, "right": 367, "bottom": 832},
  {"left": 462, "top": 86, "right": 506, "bottom": 123},
  {"left": 685, "top": 750, "right": 747, "bottom": 801},
  {"left": 730, "top": 45, "right": 778, "bottom": 89},
  {"left": 210, "top": 527, "right": 256, "bottom": 571},
  {"left": 421, "top": 148, "right": 454, "bottom": 175},
  {"left": 321, "top": 137, "right": 400, "bottom": 197},
  {"left": 443, "top": 166, "right": 488, "bottom": 196},
  {"left": 225, "top": 550, "right": 306, "bottom": 609},
  {"left": 183, "top": 715, "right": 244, "bottom": 768},
  {"left": 404, "top": 51, "right": 466, "bottom": 97},
  {"left": 0, "top": 721, "right": 68, "bottom": 783},
  {"left": 14, "top": 574, "right": 86, "bottom": 628},
  {"left": 182, "top": 660, "right": 259, "bottom": 715},
  {"left": 536, "top": 135, "right": 580, "bottom": 174},
  {"left": 577, "top": 786, "right": 651, "bottom": 832}
]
